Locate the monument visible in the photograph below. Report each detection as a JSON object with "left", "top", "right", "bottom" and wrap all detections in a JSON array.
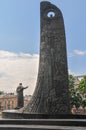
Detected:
[
  {"left": 22, "top": 1, "right": 70, "bottom": 114},
  {"left": 16, "top": 83, "right": 28, "bottom": 108},
  {"left": 2, "top": 3, "right": 86, "bottom": 130}
]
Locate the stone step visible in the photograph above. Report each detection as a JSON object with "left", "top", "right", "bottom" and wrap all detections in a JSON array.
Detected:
[
  {"left": 0, "top": 119, "right": 86, "bottom": 127},
  {"left": 2, "top": 112, "right": 86, "bottom": 119},
  {"left": 0, "top": 125, "right": 85, "bottom": 130}
]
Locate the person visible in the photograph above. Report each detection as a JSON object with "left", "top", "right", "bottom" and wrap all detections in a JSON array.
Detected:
[{"left": 16, "top": 83, "right": 28, "bottom": 108}]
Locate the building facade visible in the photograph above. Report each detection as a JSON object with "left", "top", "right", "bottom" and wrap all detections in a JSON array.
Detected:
[
  {"left": 0, "top": 93, "right": 31, "bottom": 111},
  {"left": 0, "top": 93, "right": 17, "bottom": 111}
]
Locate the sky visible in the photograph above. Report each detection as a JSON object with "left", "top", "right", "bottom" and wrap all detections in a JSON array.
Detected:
[{"left": 0, "top": 0, "right": 86, "bottom": 95}]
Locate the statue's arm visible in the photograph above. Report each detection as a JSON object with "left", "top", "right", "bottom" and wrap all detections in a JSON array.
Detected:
[{"left": 23, "top": 86, "right": 28, "bottom": 90}]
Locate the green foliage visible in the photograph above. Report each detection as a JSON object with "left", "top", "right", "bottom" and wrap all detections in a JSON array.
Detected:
[
  {"left": 68, "top": 74, "right": 83, "bottom": 109},
  {"left": 68, "top": 75, "right": 75, "bottom": 89},
  {"left": 78, "top": 76, "right": 86, "bottom": 108},
  {"left": 82, "top": 99, "right": 86, "bottom": 108},
  {"left": 70, "top": 88, "right": 82, "bottom": 108},
  {"left": 78, "top": 76, "right": 86, "bottom": 95},
  {"left": 69, "top": 75, "right": 86, "bottom": 109}
]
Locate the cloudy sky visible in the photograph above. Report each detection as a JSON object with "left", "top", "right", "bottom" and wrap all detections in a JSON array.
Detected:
[
  {"left": 0, "top": 50, "right": 39, "bottom": 95},
  {"left": 0, "top": 0, "right": 86, "bottom": 95}
]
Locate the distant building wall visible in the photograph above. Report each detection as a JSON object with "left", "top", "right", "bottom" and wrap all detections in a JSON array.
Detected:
[
  {"left": 0, "top": 94, "right": 31, "bottom": 111},
  {"left": 0, "top": 94, "right": 17, "bottom": 111}
]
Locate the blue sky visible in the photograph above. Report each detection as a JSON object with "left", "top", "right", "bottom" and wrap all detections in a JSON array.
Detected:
[{"left": 0, "top": 0, "right": 86, "bottom": 92}]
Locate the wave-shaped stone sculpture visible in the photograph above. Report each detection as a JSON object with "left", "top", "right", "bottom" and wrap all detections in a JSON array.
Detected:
[{"left": 23, "top": 1, "right": 70, "bottom": 114}]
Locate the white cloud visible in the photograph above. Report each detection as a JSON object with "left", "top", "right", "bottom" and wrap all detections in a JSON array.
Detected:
[
  {"left": 0, "top": 50, "right": 39, "bottom": 95},
  {"left": 73, "top": 50, "right": 86, "bottom": 55},
  {"left": 1, "top": 50, "right": 82, "bottom": 96},
  {"left": 68, "top": 49, "right": 86, "bottom": 58}
]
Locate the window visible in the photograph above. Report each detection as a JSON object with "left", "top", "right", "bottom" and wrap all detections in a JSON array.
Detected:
[{"left": 47, "top": 11, "right": 55, "bottom": 18}]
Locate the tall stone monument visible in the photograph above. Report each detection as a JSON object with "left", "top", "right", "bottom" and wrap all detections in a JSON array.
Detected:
[{"left": 23, "top": 1, "right": 70, "bottom": 114}]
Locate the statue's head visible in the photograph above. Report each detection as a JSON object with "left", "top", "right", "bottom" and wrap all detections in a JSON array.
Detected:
[{"left": 19, "top": 83, "right": 22, "bottom": 86}]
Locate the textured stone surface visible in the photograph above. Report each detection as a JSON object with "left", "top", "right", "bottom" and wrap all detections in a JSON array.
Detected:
[
  {"left": 0, "top": 125, "right": 86, "bottom": 130},
  {"left": 23, "top": 1, "right": 70, "bottom": 114}
]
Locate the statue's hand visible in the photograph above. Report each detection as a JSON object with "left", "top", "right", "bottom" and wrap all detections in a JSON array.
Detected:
[{"left": 24, "top": 86, "right": 28, "bottom": 89}]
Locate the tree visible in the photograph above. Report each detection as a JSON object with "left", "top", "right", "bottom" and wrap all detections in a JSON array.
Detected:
[
  {"left": 68, "top": 74, "right": 75, "bottom": 89},
  {"left": 68, "top": 74, "right": 82, "bottom": 109},
  {"left": 78, "top": 76, "right": 86, "bottom": 95},
  {"left": 78, "top": 76, "right": 86, "bottom": 108},
  {"left": 70, "top": 88, "right": 82, "bottom": 109}
]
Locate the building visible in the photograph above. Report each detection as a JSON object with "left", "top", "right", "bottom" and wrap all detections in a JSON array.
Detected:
[
  {"left": 74, "top": 75, "right": 86, "bottom": 88},
  {"left": 0, "top": 93, "right": 17, "bottom": 111},
  {"left": 0, "top": 93, "right": 31, "bottom": 111}
]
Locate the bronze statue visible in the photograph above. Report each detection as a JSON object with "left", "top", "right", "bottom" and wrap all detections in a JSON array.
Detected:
[{"left": 16, "top": 83, "right": 28, "bottom": 108}]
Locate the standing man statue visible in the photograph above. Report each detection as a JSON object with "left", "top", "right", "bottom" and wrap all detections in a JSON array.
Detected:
[{"left": 16, "top": 83, "right": 28, "bottom": 109}]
